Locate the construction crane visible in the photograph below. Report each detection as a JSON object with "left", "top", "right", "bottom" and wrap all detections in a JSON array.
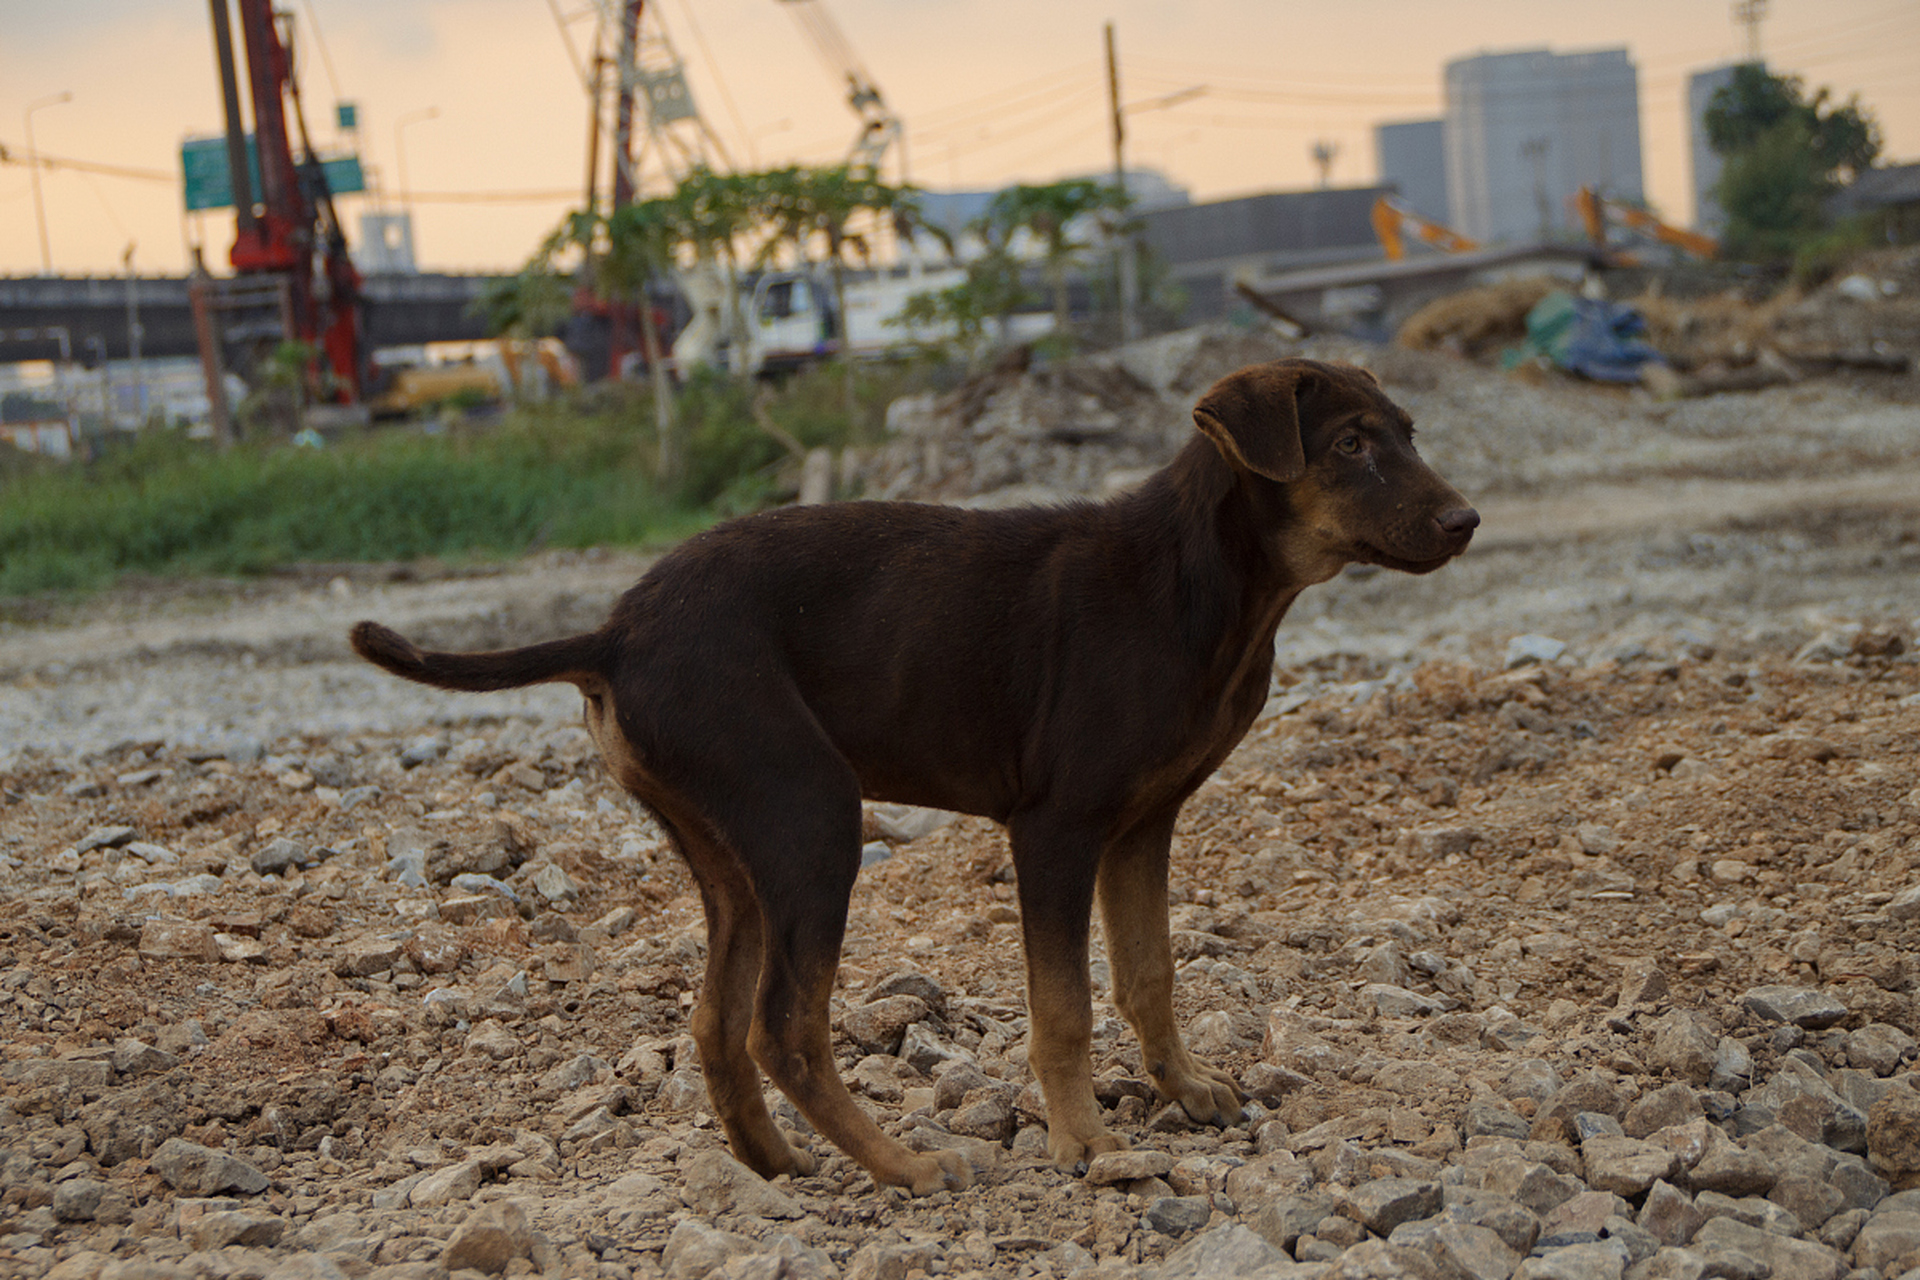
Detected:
[
  {"left": 1574, "top": 186, "right": 1718, "bottom": 262},
  {"left": 775, "top": 0, "right": 903, "bottom": 177},
  {"left": 1371, "top": 196, "right": 1479, "bottom": 261},
  {"left": 203, "top": 0, "right": 365, "bottom": 403}
]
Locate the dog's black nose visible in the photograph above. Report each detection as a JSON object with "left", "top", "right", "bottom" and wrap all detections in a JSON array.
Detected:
[{"left": 1436, "top": 507, "right": 1480, "bottom": 536}]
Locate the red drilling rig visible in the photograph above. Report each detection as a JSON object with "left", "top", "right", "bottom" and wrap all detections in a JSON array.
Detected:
[{"left": 203, "top": 0, "right": 365, "bottom": 407}]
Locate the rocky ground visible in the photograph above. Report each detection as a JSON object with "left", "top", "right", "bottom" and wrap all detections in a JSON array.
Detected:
[{"left": 0, "top": 332, "right": 1918, "bottom": 1280}]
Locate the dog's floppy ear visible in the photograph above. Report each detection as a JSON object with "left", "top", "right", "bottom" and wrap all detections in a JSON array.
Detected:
[{"left": 1191, "top": 362, "right": 1312, "bottom": 482}]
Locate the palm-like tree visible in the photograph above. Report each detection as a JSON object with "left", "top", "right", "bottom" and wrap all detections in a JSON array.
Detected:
[{"left": 980, "top": 179, "right": 1130, "bottom": 338}]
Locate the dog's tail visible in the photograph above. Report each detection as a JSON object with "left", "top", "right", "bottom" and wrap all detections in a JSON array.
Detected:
[{"left": 349, "top": 620, "right": 611, "bottom": 694}]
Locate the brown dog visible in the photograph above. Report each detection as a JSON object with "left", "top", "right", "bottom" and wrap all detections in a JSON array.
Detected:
[{"left": 350, "top": 358, "right": 1476, "bottom": 1195}]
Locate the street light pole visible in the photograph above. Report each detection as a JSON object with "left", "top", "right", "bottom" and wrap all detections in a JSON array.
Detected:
[
  {"left": 394, "top": 107, "right": 440, "bottom": 217},
  {"left": 25, "top": 91, "right": 73, "bottom": 273}
]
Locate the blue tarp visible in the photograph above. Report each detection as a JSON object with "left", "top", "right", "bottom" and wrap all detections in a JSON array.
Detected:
[{"left": 1506, "top": 290, "right": 1665, "bottom": 383}]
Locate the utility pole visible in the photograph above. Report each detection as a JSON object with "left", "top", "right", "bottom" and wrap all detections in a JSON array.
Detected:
[
  {"left": 1522, "top": 136, "right": 1552, "bottom": 241},
  {"left": 1733, "top": 0, "right": 1768, "bottom": 63},
  {"left": 1106, "top": 21, "right": 1139, "bottom": 342},
  {"left": 124, "top": 242, "right": 146, "bottom": 426},
  {"left": 25, "top": 91, "right": 72, "bottom": 273}
]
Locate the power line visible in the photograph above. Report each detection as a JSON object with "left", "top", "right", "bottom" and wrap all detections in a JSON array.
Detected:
[
  {"left": 294, "top": 0, "right": 346, "bottom": 106},
  {"left": 0, "top": 146, "right": 173, "bottom": 183}
]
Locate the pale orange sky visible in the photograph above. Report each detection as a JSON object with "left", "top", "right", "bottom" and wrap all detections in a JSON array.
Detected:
[{"left": 3, "top": 0, "right": 1915, "bottom": 277}]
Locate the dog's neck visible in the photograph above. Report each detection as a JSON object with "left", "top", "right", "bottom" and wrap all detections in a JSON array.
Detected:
[{"left": 1130, "top": 435, "right": 1317, "bottom": 659}]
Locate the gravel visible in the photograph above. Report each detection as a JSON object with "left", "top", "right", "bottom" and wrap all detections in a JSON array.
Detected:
[{"left": 0, "top": 339, "right": 1917, "bottom": 1278}]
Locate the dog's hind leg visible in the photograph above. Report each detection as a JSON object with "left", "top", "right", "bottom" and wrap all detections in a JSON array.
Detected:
[
  {"left": 675, "top": 727, "right": 969, "bottom": 1196},
  {"left": 1009, "top": 810, "right": 1129, "bottom": 1171},
  {"left": 670, "top": 815, "right": 818, "bottom": 1180},
  {"left": 1097, "top": 814, "right": 1246, "bottom": 1127}
]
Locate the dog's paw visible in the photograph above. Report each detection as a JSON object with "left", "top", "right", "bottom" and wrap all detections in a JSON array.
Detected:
[
  {"left": 1164, "top": 1062, "right": 1247, "bottom": 1129},
  {"left": 1049, "top": 1127, "right": 1130, "bottom": 1175},
  {"left": 903, "top": 1149, "right": 972, "bottom": 1195}
]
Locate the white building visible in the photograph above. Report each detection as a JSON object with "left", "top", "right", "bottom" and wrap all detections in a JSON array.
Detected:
[{"left": 1444, "top": 48, "right": 1646, "bottom": 243}]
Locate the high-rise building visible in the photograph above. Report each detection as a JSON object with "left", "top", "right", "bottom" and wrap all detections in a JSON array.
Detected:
[
  {"left": 1375, "top": 120, "right": 1450, "bottom": 223},
  {"left": 1444, "top": 47, "right": 1646, "bottom": 243},
  {"left": 1688, "top": 64, "right": 1746, "bottom": 232}
]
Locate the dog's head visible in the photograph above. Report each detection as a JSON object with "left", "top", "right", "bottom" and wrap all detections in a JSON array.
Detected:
[{"left": 1193, "top": 358, "right": 1478, "bottom": 581}]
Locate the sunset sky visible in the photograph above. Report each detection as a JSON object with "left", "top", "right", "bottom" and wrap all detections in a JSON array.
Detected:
[{"left": 3, "top": 0, "right": 1915, "bottom": 278}]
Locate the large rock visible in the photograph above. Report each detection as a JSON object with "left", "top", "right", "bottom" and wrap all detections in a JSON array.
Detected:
[
  {"left": 1513, "top": 1242, "right": 1628, "bottom": 1280},
  {"left": 1483, "top": 1158, "right": 1583, "bottom": 1217},
  {"left": 1342, "top": 1178, "right": 1444, "bottom": 1236},
  {"left": 1322, "top": 1239, "right": 1450, "bottom": 1280},
  {"left": 138, "top": 919, "right": 219, "bottom": 962},
  {"left": 1584, "top": 1137, "right": 1680, "bottom": 1197},
  {"left": 1648, "top": 1015, "right": 1719, "bottom": 1088},
  {"left": 441, "top": 1199, "right": 535, "bottom": 1275},
  {"left": 1691, "top": 1215, "right": 1847, "bottom": 1280},
  {"left": 681, "top": 1149, "right": 804, "bottom": 1220},
  {"left": 1390, "top": 1220, "right": 1523, "bottom": 1280},
  {"left": 1156, "top": 1223, "right": 1293, "bottom": 1279},
  {"left": 1848, "top": 1210, "right": 1920, "bottom": 1273},
  {"left": 1638, "top": 1181, "right": 1706, "bottom": 1247},
  {"left": 1868, "top": 1085, "right": 1920, "bottom": 1181},
  {"left": 839, "top": 995, "right": 928, "bottom": 1055},
  {"left": 1748, "top": 1063, "right": 1867, "bottom": 1154},
  {"left": 1246, "top": 1192, "right": 1341, "bottom": 1251},
  {"left": 409, "top": 1159, "right": 483, "bottom": 1207},
  {"left": 150, "top": 1138, "right": 268, "bottom": 1196},
  {"left": 187, "top": 1210, "right": 287, "bottom": 1250},
  {"left": 1086, "top": 1149, "right": 1175, "bottom": 1186},
  {"left": 1740, "top": 987, "right": 1848, "bottom": 1031},
  {"left": 1683, "top": 1130, "right": 1775, "bottom": 1197}
]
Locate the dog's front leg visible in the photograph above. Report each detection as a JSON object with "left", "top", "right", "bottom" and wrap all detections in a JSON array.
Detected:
[
  {"left": 1097, "top": 816, "right": 1247, "bottom": 1128},
  {"left": 1011, "top": 814, "right": 1127, "bottom": 1171}
]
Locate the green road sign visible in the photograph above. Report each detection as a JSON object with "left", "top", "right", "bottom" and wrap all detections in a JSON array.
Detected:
[{"left": 180, "top": 135, "right": 365, "bottom": 212}]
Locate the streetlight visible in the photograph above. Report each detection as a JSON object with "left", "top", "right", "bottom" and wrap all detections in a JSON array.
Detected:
[
  {"left": 394, "top": 106, "right": 440, "bottom": 216},
  {"left": 25, "top": 91, "right": 72, "bottom": 274}
]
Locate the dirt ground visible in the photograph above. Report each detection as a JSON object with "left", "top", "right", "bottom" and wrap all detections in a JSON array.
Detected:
[{"left": 0, "top": 337, "right": 1917, "bottom": 1280}]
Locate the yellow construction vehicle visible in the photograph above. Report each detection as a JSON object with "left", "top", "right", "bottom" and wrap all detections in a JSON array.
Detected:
[
  {"left": 1372, "top": 196, "right": 1480, "bottom": 261},
  {"left": 1575, "top": 186, "right": 1718, "bottom": 261}
]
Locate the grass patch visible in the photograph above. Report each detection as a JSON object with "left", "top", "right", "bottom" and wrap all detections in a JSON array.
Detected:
[{"left": 0, "top": 357, "right": 953, "bottom": 598}]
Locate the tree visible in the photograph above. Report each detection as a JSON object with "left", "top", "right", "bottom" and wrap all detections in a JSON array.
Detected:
[
  {"left": 753, "top": 165, "right": 928, "bottom": 410},
  {"left": 603, "top": 200, "right": 687, "bottom": 476},
  {"left": 1705, "top": 65, "right": 1881, "bottom": 259},
  {"left": 978, "top": 180, "right": 1130, "bottom": 337}
]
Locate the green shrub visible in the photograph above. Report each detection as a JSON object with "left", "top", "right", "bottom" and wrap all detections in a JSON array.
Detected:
[{"left": 0, "top": 356, "right": 955, "bottom": 598}]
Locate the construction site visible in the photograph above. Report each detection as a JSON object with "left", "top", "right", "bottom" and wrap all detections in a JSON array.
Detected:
[{"left": 2, "top": 3, "right": 1920, "bottom": 1280}]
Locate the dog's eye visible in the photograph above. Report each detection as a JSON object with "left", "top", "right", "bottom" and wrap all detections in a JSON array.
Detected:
[{"left": 1336, "top": 435, "right": 1364, "bottom": 455}]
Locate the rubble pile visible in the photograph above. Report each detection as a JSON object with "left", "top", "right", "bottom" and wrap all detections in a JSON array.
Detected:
[
  {"left": 1395, "top": 247, "right": 1920, "bottom": 396},
  {"left": 857, "top": 326, "right": 1303, "bottom": 505}
]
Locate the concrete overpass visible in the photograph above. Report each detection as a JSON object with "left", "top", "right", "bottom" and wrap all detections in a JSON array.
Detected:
[{"left": 0, "top": 273, "right": 505, "bottom": 365}]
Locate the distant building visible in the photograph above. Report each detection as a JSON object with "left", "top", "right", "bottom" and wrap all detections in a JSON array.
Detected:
[
  {"left": 1831, "top": 161, "right": 1920, "bottom": 243},
  {"left": 1444, "top": 47, "right": 1646, "bottom": 243},
  {"left": 1688, "top": 64, "right": 1746, "bottom": 233},
  {"left": 1140, "top": 185, "right": 1389, "bottom": 321},
  {"left": 1376, "top": 120, "right": 1451, "bottom": 223},
  {"left": 357, "top": 212, "right": 418, "bottom": 275}
]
